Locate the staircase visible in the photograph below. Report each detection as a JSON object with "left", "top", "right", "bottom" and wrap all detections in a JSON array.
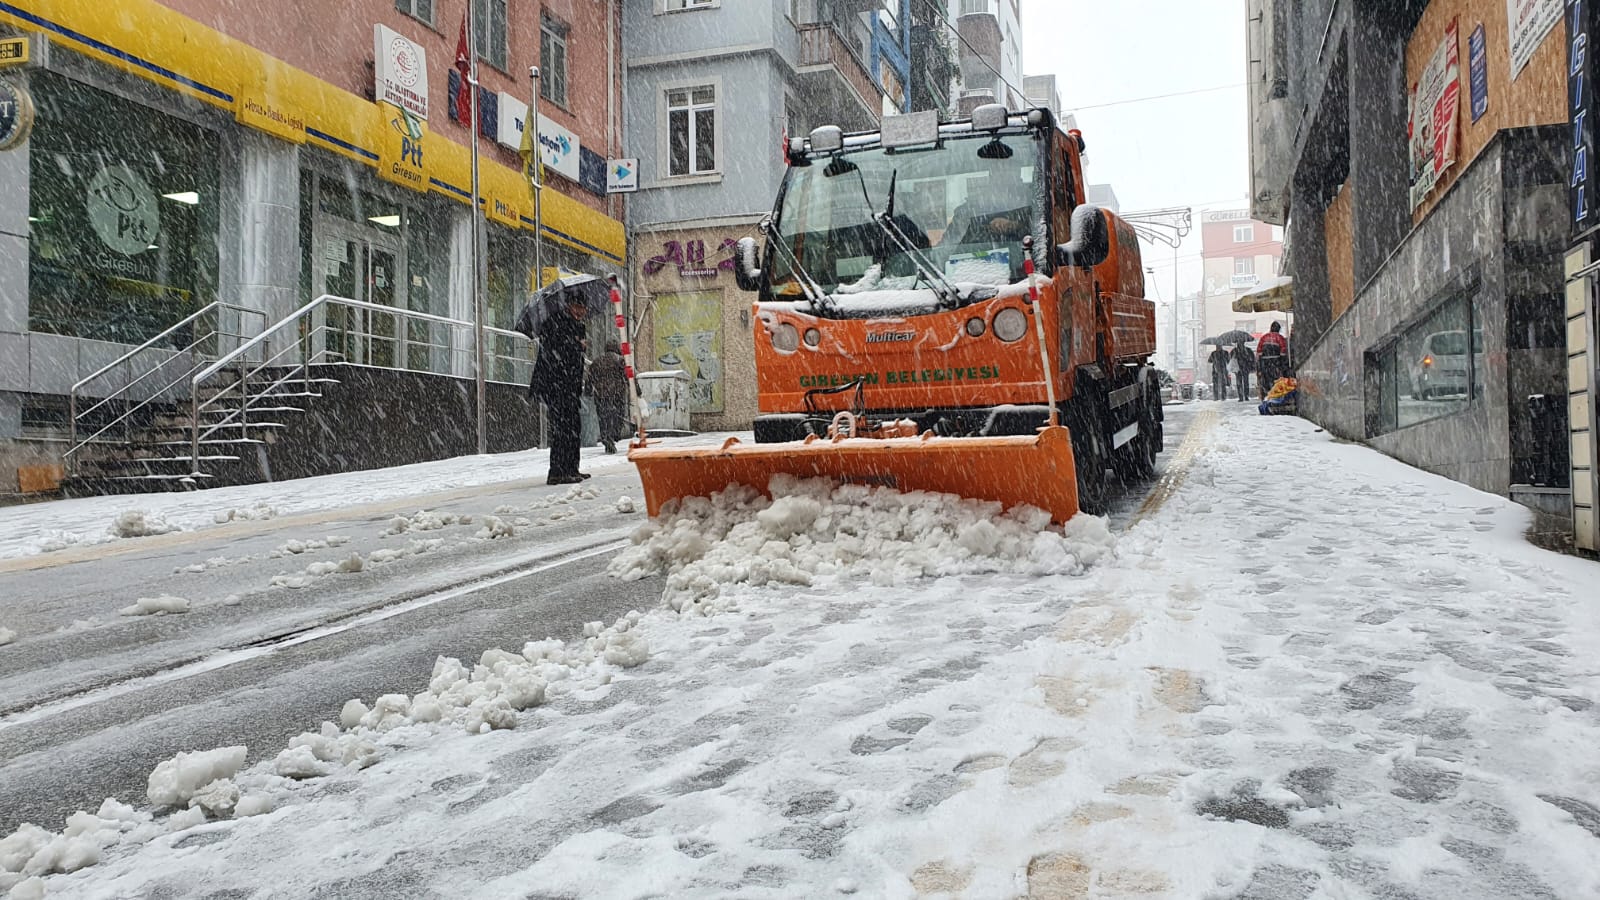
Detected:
[{"left": 62, "top": 294, "right": 536, "bottom": 495}]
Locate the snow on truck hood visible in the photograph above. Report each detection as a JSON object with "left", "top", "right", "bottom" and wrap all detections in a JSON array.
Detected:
[{"left": 757, "top": 272, "right": 1040, "bottom": 317}]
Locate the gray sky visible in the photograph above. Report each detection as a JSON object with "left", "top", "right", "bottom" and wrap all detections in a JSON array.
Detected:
[{"left": 1019, "top": 0, "right": 1251, "bottom": 302}]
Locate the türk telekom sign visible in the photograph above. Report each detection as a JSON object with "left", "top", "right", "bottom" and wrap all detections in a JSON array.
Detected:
[
  {"left": 375, "top": 25, "right": 429, "bottom": 121},
  {"left": 1573, "top": 0, "right": 1600, "bottom": 237}
]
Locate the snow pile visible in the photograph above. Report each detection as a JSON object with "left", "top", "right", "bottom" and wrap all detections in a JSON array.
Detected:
[
  {"left": 272, "top": 724, "right": 381, "bottom": 779},
  {"left": 366, "top": 538, "right": 445, "bottom": 566},
  {"left": 384, "top": 510, "right": 472, "bottom": 536},
  {"left": 609, "top": 475, "right": 1116, "bottom": 612},
  {"left": 145, "top": 747, "right": 247, "bottom": 808},
  {"left": 269, "top": 536, "right": 349, "bottom": 558},
  {"left": 212, "top": 504, "right": 277, "bottom": 524},
  {"left": 107, "top": 510, "right": 177, "bottom": 539},
  {"left": 475, "top": 516, "right": 516, "bottom": 540},
  {"left": 616, "top": 495, "right": 636, "bottom": 514},
  {"left": 0, "top": 627, "right": 14, "bottom": 646},
  {"left": 117, "top": 595, "right": 190, "bottom": 617}
]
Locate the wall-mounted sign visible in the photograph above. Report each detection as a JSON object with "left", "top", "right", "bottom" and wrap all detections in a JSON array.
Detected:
[
  {"left": 494, "top": 92, "right": 581, "bottom": 183},
  {"left": 607, "top": 158, "right": 639, "bottom": 193},
  {"left": 86, "top": 163, "right": 160, "bottom": 256},
  {"left": 1203, "top": 210, "right": 1250, "bottom": 223},
  {"left": 1572, "top": 0, "right": 1599, "bottom": 236},
  {"left": 377, "top": 102, "right": 428, "bottom": 192},
  {"left": 1469, "top": 24, "right": 1490, "bottom": 122},
  {"left": 374, "top": 24, "right": 429, "bottom": 121},
  {"left": 1408, "top": 18, "right": 1461, "bottom": 212},
  {"left": 0, "top": 78, "right": 33, "bottom": 150},
  {"left": 644, "top": 238, "right": 738, "bottom": 279},
  {"left": 1509, "top": 0, "right": 1562, "bottom": 80},
  {"left": 0, "top": 36, "right": 29, "bottom": 68}
]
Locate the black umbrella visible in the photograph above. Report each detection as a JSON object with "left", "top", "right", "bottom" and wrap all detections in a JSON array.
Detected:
[
  {"left": 514, "top": 274, "right": 612, "bottom": 338},
  {"left": 1214, "top": 329, "right": 1256, "bottom": 345}
]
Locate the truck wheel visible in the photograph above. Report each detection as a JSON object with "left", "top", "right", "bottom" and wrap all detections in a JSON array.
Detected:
[{"left": 1070, "top": 407, "right": 1110, "bottom": 516}]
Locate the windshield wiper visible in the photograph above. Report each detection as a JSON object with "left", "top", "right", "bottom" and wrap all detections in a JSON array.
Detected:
[
  {"left": 763, "top": 221, "right": 834, "bottom": 313},
  {"left": 873, "top": 170, "right": 963, "bottom": 309}
]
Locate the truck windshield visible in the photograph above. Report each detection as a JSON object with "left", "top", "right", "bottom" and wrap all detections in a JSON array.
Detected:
[{"left": 768, "top": 135, "right": 1041, "bottom": 305}]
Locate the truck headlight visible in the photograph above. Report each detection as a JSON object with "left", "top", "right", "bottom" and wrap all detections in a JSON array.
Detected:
[
  {"left": 993, "top": 308, "right": 1028, "bottom": 342},
  {"left": 771, "top": 322, "right": 800, "bottom": 352}
]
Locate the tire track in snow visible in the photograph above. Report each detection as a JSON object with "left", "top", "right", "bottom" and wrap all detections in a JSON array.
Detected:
[{"left": 1130, "top": 405, "right": 1219, "bottom": 526}]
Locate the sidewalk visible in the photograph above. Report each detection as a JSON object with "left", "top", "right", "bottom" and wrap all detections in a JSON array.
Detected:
[{"left": 5, "top": 405, "right": 1599, "bottom": 899}]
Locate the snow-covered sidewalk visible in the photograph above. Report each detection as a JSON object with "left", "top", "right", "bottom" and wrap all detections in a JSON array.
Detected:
[
  {"left": 5, "top": 408, "right": 1600, "bottom": 899},
  {"left": 0, "top": 435, "right": 736, "bottom": 562}
]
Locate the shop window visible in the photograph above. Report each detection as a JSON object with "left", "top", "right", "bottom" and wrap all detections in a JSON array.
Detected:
[
  {"left": 667, "top": 86, "right": 717, "bottom": 177},
  {"left": 1372, "top": 291, "right": 1480, "bottom": 434},
  {"left": 27, "top": 71, "right": 219, "bottom": 347},
  {"left": 395, "top": 0, "right": 434, "bottom": 27},
  {"left": 654, "top": 291, "right": 724, "bottom": 413},
  {"left": 473, "top": 0, "right": 508, "bottom": 71},
  {"left": 540, "top": 16, "right": 569, "bottom": 108}
]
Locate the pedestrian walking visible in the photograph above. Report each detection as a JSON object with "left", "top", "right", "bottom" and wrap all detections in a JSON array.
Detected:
[
  {"left": 1209, "top": 345, "right": 1231, "bottom": 402},
  {"left": 588, "top": 340, "right": 629, "bottom": 454},
  {"left": 1232, "top": 342, "right": 1257, "bottom": 403},
  {"left": 1257, "top": 321, "right": 1289, "bottom": 399},
  {"left": 530, "top": 295, "right": 591, "bottom": 484}
]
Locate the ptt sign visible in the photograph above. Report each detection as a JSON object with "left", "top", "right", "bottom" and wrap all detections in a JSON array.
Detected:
[{"left": 379, "top": 104, "right": 428, "bottom": 192}]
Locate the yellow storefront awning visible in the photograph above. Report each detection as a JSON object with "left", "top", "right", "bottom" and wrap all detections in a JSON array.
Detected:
[
  {"left": 1234, "top": 276, "right": 1293, "bottom": 314},
  {"left": 2, "top": 0, "right": 625, "bottom": 264}
]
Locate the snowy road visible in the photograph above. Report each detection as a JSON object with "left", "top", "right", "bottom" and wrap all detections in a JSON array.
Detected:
[
  {"left": 0, "top": 413, "right": 1193, "bottom": 842},
  {"left": 20, "top": 404, "right": 1596, "bottom": 900}
]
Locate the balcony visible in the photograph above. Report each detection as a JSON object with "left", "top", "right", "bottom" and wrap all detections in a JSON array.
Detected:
[{"left": 794, "top": 22, "right": 883, "bottom": 129}]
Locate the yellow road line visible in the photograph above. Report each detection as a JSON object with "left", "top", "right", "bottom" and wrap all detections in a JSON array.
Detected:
[
  {"left": 1130, "top": 407, "right": 1220, "bottom": 525},
  {"left": 0, "top": 474, "right": 568, "bottom": 575}
]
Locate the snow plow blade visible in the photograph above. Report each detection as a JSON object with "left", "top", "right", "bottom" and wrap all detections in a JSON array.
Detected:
[{"left": 629, "top": 425, "right": 1081, "bottom": 524}]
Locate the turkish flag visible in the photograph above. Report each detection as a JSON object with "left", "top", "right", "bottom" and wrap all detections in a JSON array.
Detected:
[{"left": 453, "top": 13, "right": 472, "bottom": 126}]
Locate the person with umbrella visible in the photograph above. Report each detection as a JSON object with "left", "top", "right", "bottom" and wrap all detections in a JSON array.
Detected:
[
  {"left": 1208, "top": 342, "right": 1231, "bottom": 402},
  {"left": 527, "top": 290, "right": 592, "bottom": 484},
  {"left": 1231, "top": 340, "right": 1257, "bottom": 403}
]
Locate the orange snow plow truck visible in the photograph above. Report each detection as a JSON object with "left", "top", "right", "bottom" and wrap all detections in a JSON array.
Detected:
[{"left": 630, "top": 105, "right": 1161, "bottom": 521}]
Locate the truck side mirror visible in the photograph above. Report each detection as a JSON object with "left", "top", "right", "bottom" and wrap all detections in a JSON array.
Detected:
[
  {"left": 734, "top": 236, "right": 764, "bottom": 292},
  {"left": 1056, "top": 204, "right": 1110, "bottom": 269}
]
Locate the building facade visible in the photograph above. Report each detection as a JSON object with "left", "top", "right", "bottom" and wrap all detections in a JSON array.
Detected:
[
  {"left": 947, "top": 0, "right": 1022, "bottom": 114},
  {"left": 1248, "top": 0, "right": 1571, "bottom": 524},
  {"left": 624, "top": 0, "right": 888, "bottom": 431},
  {"left": 1199, "top": 210, "right": 1285, "bottom": 339},
  {"left": 0, "top": 0, "right": 626, "bottom": 494}
]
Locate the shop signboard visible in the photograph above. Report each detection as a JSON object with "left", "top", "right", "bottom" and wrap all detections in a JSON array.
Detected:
[
  {"left": 1508, "top": 0, "right": 1563, "bottom": 80},
  {"left": 1470, "top": 24, "right": 1489, "bottom": 122},
  {"left": 653, "top": 291, "right": 724, "bottom": 414},
  {"left": 0, "top": 36, "right": 29, "bottom": 67},
  {"left": 1408, "top": 18, "right": 1462, "bottom": 212},
  {"left": 376, "top": 102, "right": 429, "bottom": 193},
  {"left": 606, "top": 158, "right": 638, "bottom": 193},
  {"left": 495, "top": 93, "right": 581, "bottom": 183},
  {"left": 374, "top": 24, "right": 429, "bottom": 121},
  {"left": 0, "top": 78, "right": 33, "bottom": 150},
  {"left": 1573, "top": 0, "right": 1600, "bottom": 237}
]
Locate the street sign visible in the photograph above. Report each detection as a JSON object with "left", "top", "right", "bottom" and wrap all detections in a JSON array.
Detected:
[
  {"left": 607, "top": 158, "right": 638, "bottom": 194},
  {"left": 0, "top": 36, "right": 28, "bottom": 68},
  {"left": 0, "top": 78, "right": 35, "bottom": 151}
]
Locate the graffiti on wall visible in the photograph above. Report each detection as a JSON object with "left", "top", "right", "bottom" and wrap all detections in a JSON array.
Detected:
[{"left": 654, "top": 291, "right": 724, "bottom": 413}]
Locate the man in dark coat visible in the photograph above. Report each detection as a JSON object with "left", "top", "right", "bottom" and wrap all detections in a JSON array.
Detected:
[
  {"left": 1208, "top": 346, "right": 1230, "bottom": 402},
  {"left": 531, "top": 295, "right": 590, "bottom": 484},
  {"left": 587, "top": 340, "right": 629, "bottom": 454},
  {"left": 1231, "top": 342, "right": 1257, "bottom": 402}
]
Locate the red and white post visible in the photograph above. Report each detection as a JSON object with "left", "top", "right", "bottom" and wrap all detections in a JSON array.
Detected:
[{"left": 606, "top": 275, "right": 647, "bottom": 446}]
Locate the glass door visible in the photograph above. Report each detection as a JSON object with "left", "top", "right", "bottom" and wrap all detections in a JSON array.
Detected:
[{"left": 314, "top": 220, "right": 406, "bottom": 367}]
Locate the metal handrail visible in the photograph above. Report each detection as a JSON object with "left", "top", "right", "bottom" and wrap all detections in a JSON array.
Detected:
[
  {"left": 188, "top": 294, "right": 536, "bottom": 476},
  {"left": 66, "top": 301, "right": 267, "bottom": 471}
]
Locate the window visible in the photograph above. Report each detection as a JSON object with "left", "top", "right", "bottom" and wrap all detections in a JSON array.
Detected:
[
  {"left": 540, "top": 16, "right": 569, "bottom": 107},
  {"left": 27, "top": 71, "right": 219, "bottom": 345},
  {"left": 667, "top": 86, "right": 717, "bottom": 176},
  {"left": 1234, "top": 257, "right": 1255, "bottom": 276},
  {"left": 1373, "top": 292, "right": 1480, "bottom": 434},
  {"left": 473, "top": 0, "right": 508, "bottom": 71},
  {"left": 395, "top": 0, "right": 434, "bottom": 26},
  {"left": 665, "top": 0, "right": 715, "bottom": 9},
  {"left": 960, "top": 0, "right": 990, "bottom": 14},
  {"left": 1234, "top": 224, "right": 1254, "bottom": 243}
]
